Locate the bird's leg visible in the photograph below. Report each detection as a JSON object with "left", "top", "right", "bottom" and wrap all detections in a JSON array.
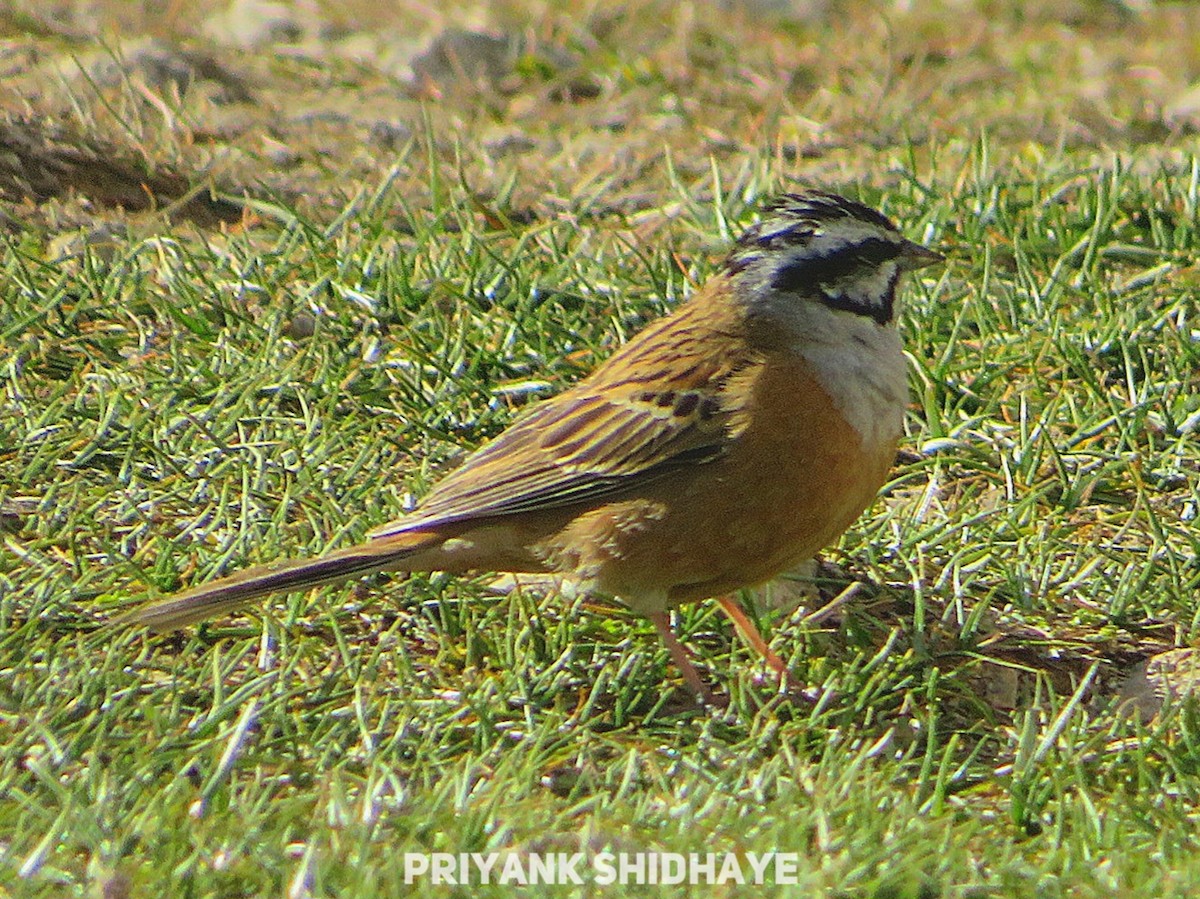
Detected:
[
  {"left": 647, "top": 611, "right": 720, "bottom": 707},
  {"left": 715, "top": 595, "right": 790, "bottom": 689}
]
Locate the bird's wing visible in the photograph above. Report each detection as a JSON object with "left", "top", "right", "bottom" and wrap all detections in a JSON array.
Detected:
[
  {"left": 369, "top": 296, "right": 756, "bottom": 537},
  {"left": 368, "top": 380, "right": 738, "bottom": 536}
]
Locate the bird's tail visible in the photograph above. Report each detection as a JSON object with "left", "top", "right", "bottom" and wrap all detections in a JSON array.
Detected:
[{"left": 121, "top": 531, "right": 440, "bottom": 632}]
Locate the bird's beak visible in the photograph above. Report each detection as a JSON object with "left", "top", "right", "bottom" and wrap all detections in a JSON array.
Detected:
[{"left": 897, "top": 240, "right": 945, "bottom": 271}]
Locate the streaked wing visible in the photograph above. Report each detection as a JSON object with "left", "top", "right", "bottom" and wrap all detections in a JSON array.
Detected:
[
  {"left": 369, "top": 384, "right": 733, "bottom": 536},
  {"left": 370, "top": 287, "right": 755, "bottom": 537}
]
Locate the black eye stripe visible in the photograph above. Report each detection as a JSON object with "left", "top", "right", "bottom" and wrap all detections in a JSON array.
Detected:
[
  {"left": 769, "top": 237, "right": 902, "bottom": 292},
  {"left": 818, "top": 269, "right": 901, "bottom": 326}
]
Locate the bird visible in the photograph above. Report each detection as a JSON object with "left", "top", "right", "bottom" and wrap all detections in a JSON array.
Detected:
[{"left": 123, "top": 188, "right": 943, "bottom": 705}]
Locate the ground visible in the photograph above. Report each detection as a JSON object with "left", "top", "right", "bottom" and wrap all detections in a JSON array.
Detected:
[{"left": 2, "top": 0, "right": 1200, "bottom": 896}]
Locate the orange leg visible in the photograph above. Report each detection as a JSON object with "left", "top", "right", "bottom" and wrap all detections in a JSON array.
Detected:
[
  {"left": 648, "top": 611, "right": 719, "bottom": 707},
  {"left": 716, "top": 595, "right": 790, "bottom": 687}
]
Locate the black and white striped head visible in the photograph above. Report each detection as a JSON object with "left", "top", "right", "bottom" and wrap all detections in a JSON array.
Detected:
[{"left": 728, "top": 190, "right": 942, "bottom": 326}]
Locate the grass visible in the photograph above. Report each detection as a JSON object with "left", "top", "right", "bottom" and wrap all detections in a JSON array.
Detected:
[{"left": 4, "top": 1, "right": 1200, "bottom": 896}]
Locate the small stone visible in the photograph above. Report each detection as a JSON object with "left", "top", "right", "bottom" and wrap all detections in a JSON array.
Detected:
[
  {"left": 284, "top": 312, "right": 316, "bottom": 339},
  {"left": 1116, "top": 648, "right": 1200, "bottom": 720},
  {"left": 410, "top": 29, "right": 515, "bottom": 91},
  {"left": 202, "top": 0, "right": 309, "bottom": 48},
  {"left": 368, "top": 120, "right": 413, "bottom": 150},
  {"left": 49, "top": 222, "right": 129, "bottom": 265}
]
